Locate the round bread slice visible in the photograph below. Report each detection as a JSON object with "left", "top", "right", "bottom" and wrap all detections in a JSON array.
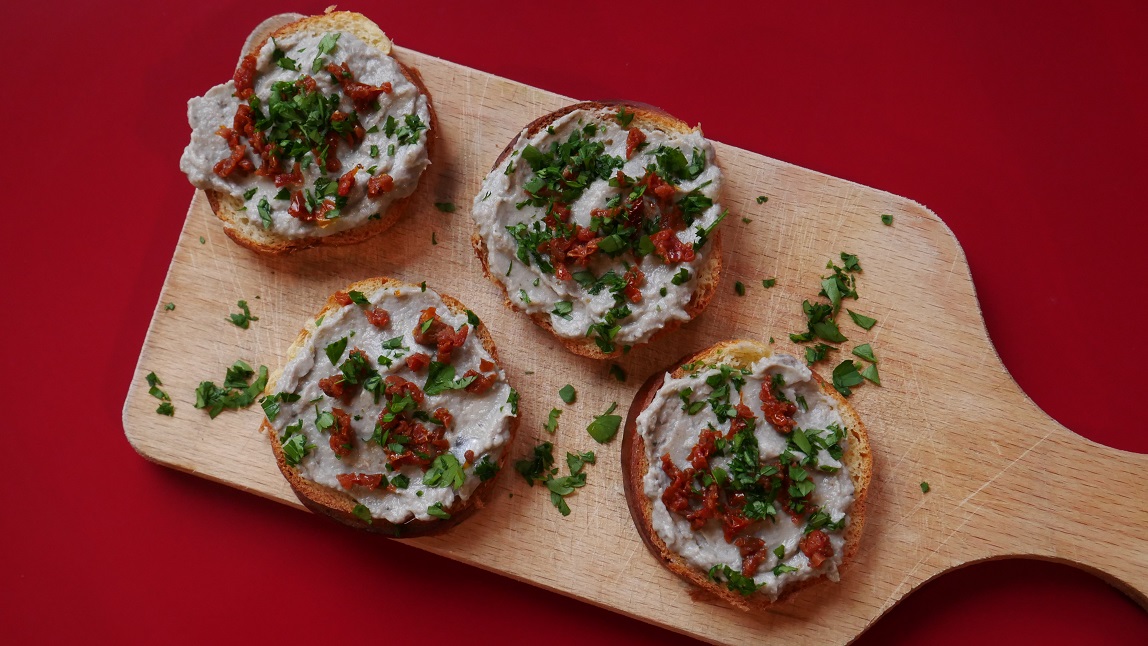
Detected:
[
  {"left": 181, "top": 10, "right": 436, "bottom": 255},
  {"left": 470, "top": 101, "right": 725, "bottom": 359},
  {"left": 621, "top": 339, "right": 872, "bottom": 609},
  {"left": 261, "top": 278, "right": 519, "bottom": 537}
]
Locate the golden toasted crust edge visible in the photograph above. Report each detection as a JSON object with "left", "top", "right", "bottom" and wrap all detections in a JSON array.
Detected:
[
  {"left": 205, "top": 11, "right": 438, "bottom": 256},
  {"left": 264, "top": 277, "right": 519, "bottom": 537},
  {"left": 471, "top": 101, "right": 725, "bottom": 359},
  {"left": 620, "top": 339, "right": 872, "bottom": 610}
]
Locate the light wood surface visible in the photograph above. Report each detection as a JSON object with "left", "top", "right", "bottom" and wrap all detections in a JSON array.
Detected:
[{"left": 122, "top": 39, "right": 1148, "bottom": 645}]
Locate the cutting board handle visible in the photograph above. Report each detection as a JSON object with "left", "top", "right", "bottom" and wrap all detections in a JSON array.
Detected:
[{"left": 957, "top": 406, "right": 1148, "bottom": 608}]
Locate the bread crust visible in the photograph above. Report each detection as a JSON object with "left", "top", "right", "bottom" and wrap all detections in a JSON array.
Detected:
[
  {"left": 470, "top": 100, "right": 724, "bottom": 360},
  {"left": 620, "top": 340, "right": 872, "bottom": 609},
  {"left": 205, "top": 11, "right": 438, "bottom": 255},
  {"left": 263, "top": 277, "right": 519, "bottom": 537}
]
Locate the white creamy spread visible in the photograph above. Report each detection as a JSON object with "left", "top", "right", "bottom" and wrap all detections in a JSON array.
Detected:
[
  {"left": 268, "top": 285, "right": 515, "bottom": 524},
  {"left": 636, "top": 349, "right": 854, "bottom": 600},
  {"left": 180, "top": 30, "right": 431, "bottom": 239},
  {"left": 471, "top": 108, "right": 724, "bottom": 350}
]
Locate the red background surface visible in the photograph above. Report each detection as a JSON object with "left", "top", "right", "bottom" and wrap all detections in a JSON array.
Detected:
[{"left": 2, "top": 1, "right": 1146, "bottom": 643}]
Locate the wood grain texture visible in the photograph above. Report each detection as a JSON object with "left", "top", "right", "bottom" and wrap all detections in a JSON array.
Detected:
[{"left": 122, "top": 44, "right": 1148, "bottom": 645}]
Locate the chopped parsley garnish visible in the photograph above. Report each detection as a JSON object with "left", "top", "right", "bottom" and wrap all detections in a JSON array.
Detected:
[
  {"left": 587, "top": 402, "right": 622, "bottom": 443},
  {"left": 351, "top": 503, "right": 372, "bottom": 524},
  {"left": 279, "top": 420, "right": 314, "bottom": 466},
  {"left": 830, "top": 360, "right": 864, "bottom": 397},
  {"left": 434, "top": 202, "right": 456, "bottom": 213},
  {"left": 609, "top": 364, "right": 626, "bottom": 382},
  {"left": 920, "top": 481, "right": 930, "bottom": 493},
  {"left": 559, "top": 384, "right": 576, "bottom": 404},
  {"left": 615, "top": 106, "right": 634, "bottom": 128},
  {"left": 227, "top": 300, "right": 259, "bottom": 329},
  {"left": 762, "top": 278, "right": 777, "bottom": 288},
  {"left": 551, "top": 301, "right": 573, "bottom": 320},
  {"left": 259, "top": 391, "right": 301, "bottom": 422},
  {"left": 515, "top": 441, "right": 554, "bottom": 486},
  {"left": 805, "top": 343, "right": 833, "bottom": 366},
  {"left": 325, "top": 337, "right": 348, "bottom": 366},
  {"left": 474, "top": 455, "right": 500, "bottom": 481},
  {"left": 424, "top": 453, "right": 465, "bottom": 490},
  {"left": 257, "top": 198, "right": 272, "bottom": 229},
  {"left": 707, "top": 564, "right": 763, "bottom": 596},
  {"left": 546, "top": 471, "right": 587, "bottom": 516},
  {"left": 423, "top": 362, "right": 478, "bottom": 396},
  {"left": 847, "top": 309, "right": 878, "bottom": 330},
  {"left": 426, "top": 502, "right": 451, "bottom": 519},
  {"left": 852, "top": 343, "right": 877, "bottom": 363},
  {"left": 543, "top": 408, "right": 561, "bottom": 434},
  {"left": 566, "top": 451, "right": 596, "bottom": 474},
  {"left": 145, "top": 372, "right": 173, "bottom": 416},
  {"left": 194, "top": 360, "right": 269, "bottom": 418},
  {"left": 881, "top": 213, "right": 894, "bottom": 226}
]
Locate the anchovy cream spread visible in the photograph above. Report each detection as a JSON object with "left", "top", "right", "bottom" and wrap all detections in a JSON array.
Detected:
[
  {"left": 471, "top": 107, "right": 725, "bottom": 353},
  {"left": 264, "top": 285, "right": 516, "bottom": 524},
  {"left": 636, "top": 349, "right": 854, "bottom": 600},
  {"left": 181, "top": 30, "right": 431, "bottom": 239}
]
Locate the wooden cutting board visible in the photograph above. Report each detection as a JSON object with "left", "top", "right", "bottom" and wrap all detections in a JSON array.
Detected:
[{"left": 122, "top": 15, "right": 1148, "bottom": 645}]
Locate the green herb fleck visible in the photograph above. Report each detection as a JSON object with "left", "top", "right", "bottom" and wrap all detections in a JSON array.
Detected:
[{"left": 587, "top": 402, "right": 622, "bottom": 443}]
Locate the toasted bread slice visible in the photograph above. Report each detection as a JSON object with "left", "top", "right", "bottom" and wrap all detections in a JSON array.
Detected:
[
  {"left": 621, "top": 339, "right": 872, "bottom": 609},
  {"left": 263, "top": 277, "right": 519, "bottom": 537},
  {"left": 471, "top": 101, "right": 724, "bottom": 360},
  {"left": 193, "top": 11, "right": 437, "bottom": 255}
]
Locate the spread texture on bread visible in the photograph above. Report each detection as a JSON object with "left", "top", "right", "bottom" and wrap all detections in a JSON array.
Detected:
[
  {"left": 262, "top": 278, "right": 517, "bottom": 536},
  {"left": 622, "top": 340, "right": 871, "bottom": 608},
  {"left": 180, "top": 12, "right": 434, "bottom": 254},
  {"left": 471, "top": 102, "right": 725, "bottom": 358}
]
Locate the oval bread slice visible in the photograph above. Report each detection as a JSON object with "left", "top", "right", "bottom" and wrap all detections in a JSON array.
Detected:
[
  {"left": 187, "top": 11, "right": 438, "bottom": 255},
  {"left": 621, "top": 339, "right": 873, "bottom": 609},
  {"left": 262, "top": 277, "right": 519, "bottom": 537},
  {"left": 471, "top": 101, "right": 724, "bottom": 359}
]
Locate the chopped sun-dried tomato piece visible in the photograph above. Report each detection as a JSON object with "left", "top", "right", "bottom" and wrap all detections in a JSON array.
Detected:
[
  {"left": 405, "top": 352, "right": 431, "bottom": 372},
  {"left": 273, "top": 162, "right": 302, "bottom": 187},
  {"left": 625, "top": 127, "right": 646, "bottom": 159},
  {"left": 367, "top": 173, "right": 394, "bottom": 197},
  {"left": 760, "top": 379, "right": 797, "bottom": 434},
  {"left": 365, "top": 307, "right": 390, "bottom": 328},
  {"left": 623, "top": 265, "right": 645, "bottom": 303},
  {"left": 336, "top": 473, "right": 384, "bottom": 490},
  {"left": 325, "top": 61, "right": 392, "bottom": 112},
  {"left": 384, "top": 375, "right": 424, "bottom": 405},
  {"left": 463, "top": 370, "right": 496, "bottom": 394},
  {"left": 432, "top": 407, "right": 453, "bottom": 428},
  {"left": 233, "top": 54, "right": 258, "bottom": 99},
  {"left": 337, "top": 165, "right": 361, "bottom": 197},
  {"left": 412, "top": 307, "right": 469, "bottom": 363},
  {"left": 328, "top": 408, "right": 354, "bottom": 459},
  {"left": 735, "top": 536, "right": 769, "bottom": 577},
  {"left": 649, "top": 229, "right": 695, "bottom": 263},
  {"left": 800, "top": 529, "right": 834, "bottom": 568},
  {"left": 660, "top": 454, "right": 695, "bottom": 514}
]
